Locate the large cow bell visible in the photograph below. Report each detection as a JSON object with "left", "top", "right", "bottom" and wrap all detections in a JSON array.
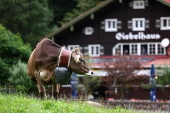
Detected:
[{"left": 54, "top": 67, "right": 72, "bottom": 85}]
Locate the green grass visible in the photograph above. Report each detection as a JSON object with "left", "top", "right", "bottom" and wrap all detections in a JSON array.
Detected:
[{"left": 0, "top": 93, "right": 134, "bottom": 113}]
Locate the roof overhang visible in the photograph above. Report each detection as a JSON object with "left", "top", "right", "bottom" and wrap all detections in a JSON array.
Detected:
[{"left": 157, "top": 0, "right": 170, "bottom": 7}]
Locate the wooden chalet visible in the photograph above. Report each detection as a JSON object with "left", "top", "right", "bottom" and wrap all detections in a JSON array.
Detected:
[{"left": 43, "top": 0, "right": 170, "bottom": 99}]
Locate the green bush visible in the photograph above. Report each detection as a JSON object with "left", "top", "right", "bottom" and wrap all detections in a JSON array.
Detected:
[{"left": 9, "top": 60, "right": 36, "bottom": 92}]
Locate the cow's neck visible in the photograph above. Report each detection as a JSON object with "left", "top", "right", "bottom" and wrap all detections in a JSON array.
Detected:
[{"left": 58, "top": 47, "right": 72, "bottom": 68}]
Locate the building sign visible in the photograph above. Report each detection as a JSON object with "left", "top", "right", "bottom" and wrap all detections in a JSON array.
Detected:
[{"left": 115, "top": 32, "right": 160, "bottom": 40}]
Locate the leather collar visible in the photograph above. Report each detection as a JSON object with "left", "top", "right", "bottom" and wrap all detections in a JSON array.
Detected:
[{"left": 58, "top": 47, "right": 72, "bottom": 68}]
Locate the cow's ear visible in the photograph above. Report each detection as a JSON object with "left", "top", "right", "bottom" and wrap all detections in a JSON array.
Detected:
[{"left": 72, "top": 48, "right": 81, "bottom": 63}]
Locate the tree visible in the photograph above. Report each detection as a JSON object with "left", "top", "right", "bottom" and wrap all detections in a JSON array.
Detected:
[
  {"left": 0, "top": 0, "right": 103, "bottom": 47},
  {"left": 78, "top": 76, "right": 102, "bottom": 98},
  {"left": 0, "top": 58, "right": 9, "bottom": 85},
  {"left": 48, "top": 0, "right": 77, "bottom": 27},
  {"left": 103, "top": 56, "right": 149, "bottom": 99},
  {"left": 157, "top": 65, "right": 170, "bottom": 85},
  {"left": 156, "top": 65, "right": 170, "bottom": 98},
  {"left": 60, "top": 0, "right": 103, "bottom": 25},
  {"left": 0, "top": 24, "right": 32, "bottom": 85},
  {"left": 0, "top": 0, "right": 54, "bottom": 47}
]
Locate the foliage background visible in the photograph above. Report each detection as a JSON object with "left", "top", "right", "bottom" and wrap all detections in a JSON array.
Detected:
[
  {"left": 0, "top": 24, "right": 31, "bottom": 85},
  {"left": 0, "top": 0, "right": 102, "bottom": 47}
]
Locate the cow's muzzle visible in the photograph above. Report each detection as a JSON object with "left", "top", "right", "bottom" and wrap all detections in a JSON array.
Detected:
[{"left": 84, "top": 70, "right": 93, "bottom": 76}]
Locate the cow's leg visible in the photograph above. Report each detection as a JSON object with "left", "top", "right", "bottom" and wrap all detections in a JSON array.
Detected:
[
  {"left": 52, "top": 83, "right": 60, "bottom": 100},
  {"left": 35, "top": 71, "right": 46, "bottom": 99}
]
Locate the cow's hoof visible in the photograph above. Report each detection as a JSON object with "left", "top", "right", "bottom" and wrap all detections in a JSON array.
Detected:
[
  {"left": 39, "top": 92, "right": 45, "bottom": 99},
  {"left": 53, "top": 92, "right": 59, "bottom": 100}
]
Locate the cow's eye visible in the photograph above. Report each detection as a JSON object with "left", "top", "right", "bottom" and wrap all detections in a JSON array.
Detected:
[
  {"left": 80, "top": 59, "right": 85, "bottom": 64},
  {"left": 80, "top": 59, "right": 84, "bottom": 62}
]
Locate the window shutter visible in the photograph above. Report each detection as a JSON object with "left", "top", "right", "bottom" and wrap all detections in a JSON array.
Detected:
[
  {"left": 84, "top": 46, "right": 89, "bottom": 56},
  {"left": 79, "top": 47, "right": 83, "bottom": 52},
  {"left": 145, "top": 20, "right": 149, "bottom": 29},
  {"left": 128, "top": 20, "right": 132, "bottom": 29},
  {"left": 117, "top": 21, "right": 122, "bottom": 30},
  {"left": 100, "top": 46, "right": 104, "bottom": 55},
  {"left": 82, "top": 28, "right": 85, "bottom": 33},
  {"left": 100, "top": 21, "right": 105, "bottom": 29},
  {"left": 129, "top": 2, "right": 133, "bottom": 7},
  {"left": 155, "top": 19, "right": 160, "bottom": 28},
  {"left": 144, "top": 1, "right": 148, "bottom": 6}
]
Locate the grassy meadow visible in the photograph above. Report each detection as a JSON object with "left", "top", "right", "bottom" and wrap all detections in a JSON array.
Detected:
[
  {"left": 0, "top": 93, "right": 163, "bottom": 113},
  {"left": 0, "top": 93, "right": 136, "bottom": 113}
]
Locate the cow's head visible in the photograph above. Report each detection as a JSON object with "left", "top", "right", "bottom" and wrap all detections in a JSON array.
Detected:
[{"left": 69, "top": 48, "right": 93, "bottom": 76}]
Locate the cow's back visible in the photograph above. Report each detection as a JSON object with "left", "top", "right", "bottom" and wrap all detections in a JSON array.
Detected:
[{"left": 27, "top": 38, "right": 62, "bottom": 82}]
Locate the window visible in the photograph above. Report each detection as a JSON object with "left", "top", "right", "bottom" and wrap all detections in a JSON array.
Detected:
[
  {"left": 123, "top": 45, "right": 129, "bottom": 55},
  {"left": 132, "top": 18, "right": 145, "bottom": 31},
  {"left": 160, "top": 17, "right": 170, "bottom": 30},
  {"left": 115, "top": 45, "right": 122, "bottom": 55},
  {"left": 84, "top": 45, "right": 104, "bottom": 56},
  {"left": 131, "top": 44, "right": 138, "bottom": 55},
  {"left": 157, "top": 44, "right": 165, "bottom": 54},
  {"left": 67, "top": 45, "right": 79, "bottom": 51},
  {"left": 113, "top": 43, "right": 165, "bottom": 56},
  {"left": 84, "top": 27, "right": 94, "bottom": 35},
  {"left": 133, "top": 0, "right": 145, "bottom": 9},
  {"left": 105, "top": 19, "right": 118, "bottom": 32},
  {"left": 141, "top": 44, "right": 147, "bottom": 55},
  {"left": 88, "top": 45, "right": 101, "bottom": 57},
  {"left": 149, "top": 44, "right": 156, "bottom": 55}
]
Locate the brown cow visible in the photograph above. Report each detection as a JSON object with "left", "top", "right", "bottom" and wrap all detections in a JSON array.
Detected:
[{"left": 27, "top": 38, "right": 93, "bottom": 99}]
